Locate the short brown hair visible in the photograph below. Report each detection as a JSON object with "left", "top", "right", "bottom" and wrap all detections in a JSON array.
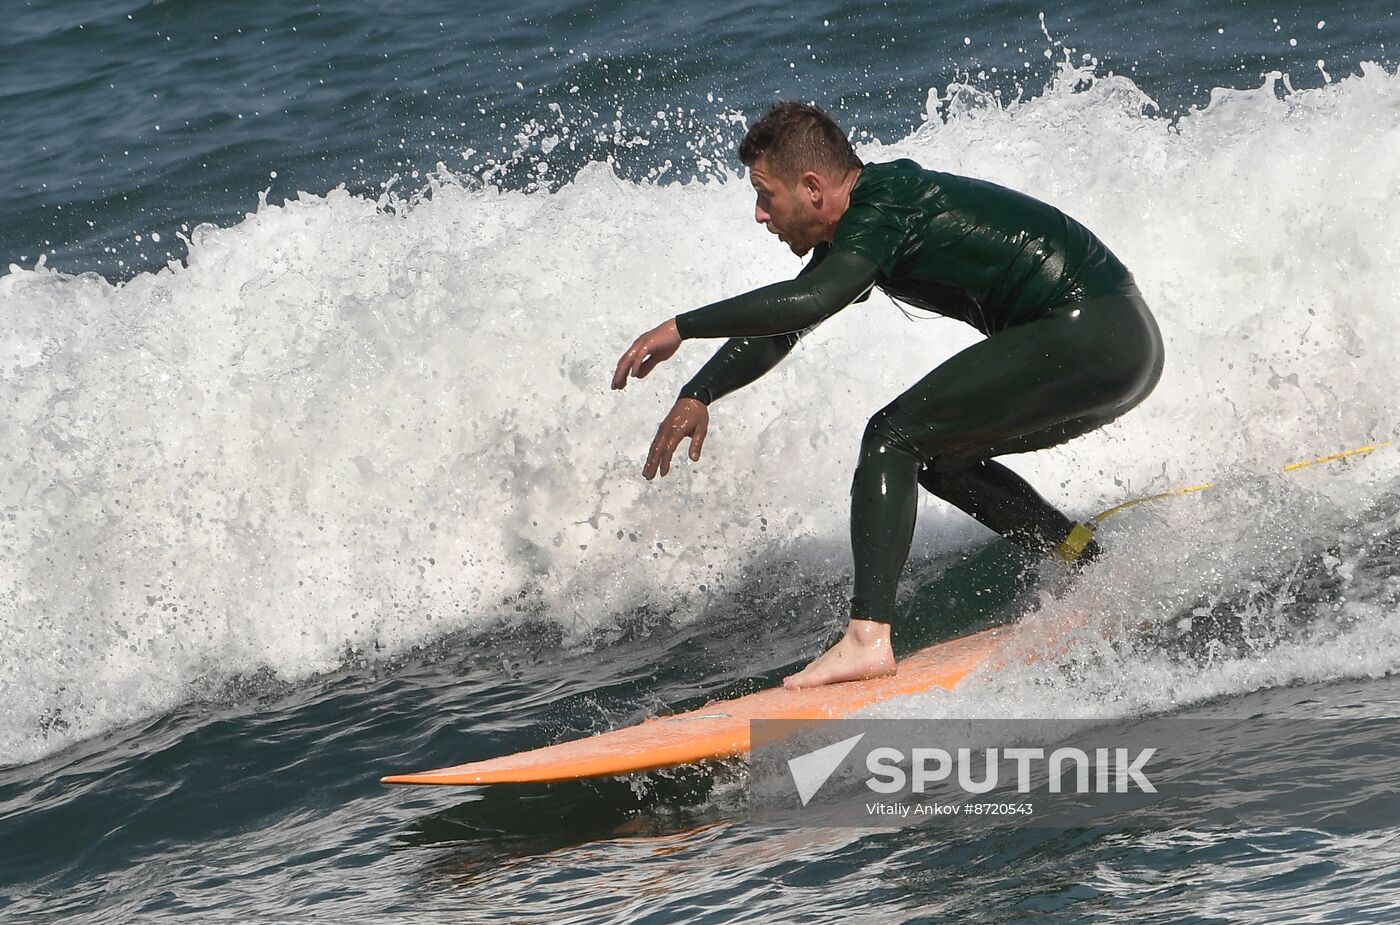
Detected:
[{"left": 739, "top": 101, "right": 862, "bottom": 182}]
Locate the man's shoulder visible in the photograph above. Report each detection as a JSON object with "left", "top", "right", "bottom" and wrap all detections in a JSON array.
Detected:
[
  {"left": 858, "top": 157, "right": 924, "bottom": 182},
  {"left": 832, "top": 162, "right": 932, "bottom": 270},
  {"left": 852, "top": 158, "right": 949, "bottom": 201},
  {"left": 862, "top": 157, "right": 926, "bottom": 175}
]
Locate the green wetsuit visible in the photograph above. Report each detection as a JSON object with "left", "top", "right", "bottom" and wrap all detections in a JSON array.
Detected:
[{"left": 676, "top": 159, "right": 1164, "bottom": 622}]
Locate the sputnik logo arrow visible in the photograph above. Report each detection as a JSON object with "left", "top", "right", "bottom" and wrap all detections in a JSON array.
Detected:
[{"left": 787, "top": 733, "right": 866, "bottom": 806}]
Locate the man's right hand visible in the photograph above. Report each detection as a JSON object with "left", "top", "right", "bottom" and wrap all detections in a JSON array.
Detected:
[{"left": 644, "top": 398, "right": 709, "bottom": 480}]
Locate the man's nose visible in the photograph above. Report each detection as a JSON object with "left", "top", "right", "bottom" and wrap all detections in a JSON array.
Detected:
[{"left": 755, "top": 204, "right": 770, "bottom": 224}]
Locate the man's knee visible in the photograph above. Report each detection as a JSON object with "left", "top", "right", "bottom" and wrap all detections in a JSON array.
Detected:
[
  {"left": 852, "top": 405, "right": 923, "bottom": 494},
  {"left": 860, "top": 405, "right": 921, "bottom": 459}
]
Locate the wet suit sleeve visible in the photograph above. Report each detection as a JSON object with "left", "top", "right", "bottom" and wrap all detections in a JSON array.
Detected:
[
  {"left": 674, "top": 248, "right": 879, "bottom": 339},
  {"left": 677, "top": 245, "right": 875, "bottom": 405},
  {"left": 677, "top": 329, "right": 803, "bottom": 406}
]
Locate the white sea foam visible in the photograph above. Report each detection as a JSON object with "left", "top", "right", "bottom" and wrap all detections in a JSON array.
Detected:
[{"left": 3, "top": 63, "right": 1399, "bottom": 763}]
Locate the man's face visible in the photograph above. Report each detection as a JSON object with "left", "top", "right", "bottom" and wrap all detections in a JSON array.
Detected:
[{"left": 749, "top": 157, "right": 820, "bottom": 256}]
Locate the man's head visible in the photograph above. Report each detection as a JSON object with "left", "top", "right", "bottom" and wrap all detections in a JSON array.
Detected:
[{"left": 740, "top": 102, "right": 863, "bottom": 256}]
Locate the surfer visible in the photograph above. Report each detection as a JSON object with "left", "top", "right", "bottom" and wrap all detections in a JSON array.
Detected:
[{"left": 612, "top": 101, "right": 1164, "bottom": 689}]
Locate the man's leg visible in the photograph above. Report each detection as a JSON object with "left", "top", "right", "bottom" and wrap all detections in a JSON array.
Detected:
[
  {"left": 780, "top": 411, "right": 1101, "bottom": 690},
  {"left": 919, "top": 455, "right": 1102, "bottom": 565},
  {"left": 919, "top": 458, "right": 1075, "bottom": 554},
  {"left": 782, "top": 292, "right": 1161, "bottom": 688},
  {"left": 776, "top": 411, "right": 920, "bottom": 690}
]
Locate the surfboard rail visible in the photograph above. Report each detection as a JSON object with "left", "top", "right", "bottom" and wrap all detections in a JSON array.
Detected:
[{"left": 380, "top": 625, "right": 1011, "bottom": 785}]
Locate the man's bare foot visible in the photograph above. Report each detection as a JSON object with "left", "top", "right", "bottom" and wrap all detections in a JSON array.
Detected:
[{"left": 783, "top": 619, "right": 896, "bottom": 689}]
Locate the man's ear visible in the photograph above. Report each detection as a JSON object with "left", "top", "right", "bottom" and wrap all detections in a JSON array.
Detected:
[{"left": 800, "top": 170, "right": 824, "bottom": 206}]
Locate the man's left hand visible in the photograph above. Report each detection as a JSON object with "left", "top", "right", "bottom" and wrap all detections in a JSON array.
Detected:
[
  {"left": 643, "top": 398, "right": 709, "bottom": 479},
  {"left": 612, "top": 319, "right": 682, "bottom": 390}
]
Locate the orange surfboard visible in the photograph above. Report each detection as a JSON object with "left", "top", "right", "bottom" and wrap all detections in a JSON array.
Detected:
[{"left": 380, "top": 623, "right": 1016, "bottom": 786}]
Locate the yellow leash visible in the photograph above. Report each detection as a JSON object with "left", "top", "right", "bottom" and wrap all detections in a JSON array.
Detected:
[{"left": 1089, "top": 441, "right": 1394, "bottom": 527}]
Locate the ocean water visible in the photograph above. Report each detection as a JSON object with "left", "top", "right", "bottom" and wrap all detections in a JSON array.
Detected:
[{"left": 2, "top": 1, "right": 1400, "bottom": 922}]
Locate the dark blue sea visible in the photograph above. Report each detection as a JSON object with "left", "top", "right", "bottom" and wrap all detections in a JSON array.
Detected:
[{"left": 4, "top": 1, "right": 1400, "bottom": 921}]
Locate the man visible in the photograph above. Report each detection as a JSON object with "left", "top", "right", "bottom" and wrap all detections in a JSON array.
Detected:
[{"left": 612, "top": 101, "right": 1163, "bottom": 689}]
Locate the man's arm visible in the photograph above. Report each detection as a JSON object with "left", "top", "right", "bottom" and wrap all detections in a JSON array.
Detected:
[
  {"left": 676, "top": 244, "right": 864, "bottom": 405},
  {"left": 674, "top": 249, "right": 879, "bottom": 339},
  {"left": 677, "top": 333, "right": 803, "bottom": 406},
  {"left": 612, "top": 247, "right": 878, "bottom": 478}
]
